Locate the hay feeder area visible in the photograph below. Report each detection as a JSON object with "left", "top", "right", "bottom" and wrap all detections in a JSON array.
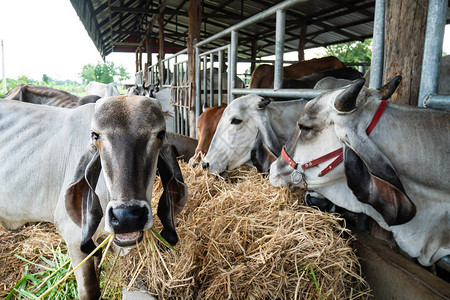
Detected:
[{"left": 1, "top": 162, "right": 371, "bottom": 299}]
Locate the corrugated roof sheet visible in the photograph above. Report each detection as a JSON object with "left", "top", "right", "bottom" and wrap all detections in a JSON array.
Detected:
[{"left": 70, "top": 0, "right": 449, "bottom": 59}]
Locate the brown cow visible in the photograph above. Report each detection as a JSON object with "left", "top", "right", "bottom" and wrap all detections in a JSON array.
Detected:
[
  {"left": 249, "top": 56, "right": 346, "bottom": 88},
  {"left": 3, "top": 84, "right": 101, "bottom": 107},
  {"left": 189, "top": 105, "right": 227, "bottom": 167}
]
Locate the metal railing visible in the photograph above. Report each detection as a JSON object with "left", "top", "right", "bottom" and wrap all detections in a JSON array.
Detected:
[
  {"left": 418, "top": 0, "right": 449, "bottom": 109},
  {"left": 195, "top": 0, "right": 320, "bottom": 120}
]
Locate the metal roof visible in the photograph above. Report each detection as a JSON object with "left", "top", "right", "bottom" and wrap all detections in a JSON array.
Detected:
[{"left": 70, "top": 0, "right": 449, "bottom": 59}]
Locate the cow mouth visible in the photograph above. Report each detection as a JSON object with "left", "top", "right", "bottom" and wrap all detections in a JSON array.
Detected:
[{"left": 113, "top": 231, "right": 144, "bottom": 247}]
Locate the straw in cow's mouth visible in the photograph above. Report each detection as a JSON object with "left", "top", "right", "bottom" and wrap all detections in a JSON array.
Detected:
[{"left": 114, "top": 231, "right": 143, "bottom": 247}]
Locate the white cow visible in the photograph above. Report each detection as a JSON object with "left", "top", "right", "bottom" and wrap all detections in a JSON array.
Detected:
[
  {"left": 0, "top": 95, "right": 188, "bottom": 299},
  {"left": 269, "top": 78, "right": 450, "bottom": 266},
  {"left": 85, "top": 81, "right": 120, "bottom": 98},
  {"left": 202, "top": 94, "right": 308, "bottom": 176}
]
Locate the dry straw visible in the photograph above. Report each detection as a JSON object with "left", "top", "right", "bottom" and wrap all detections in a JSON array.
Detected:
[
  {"left": 104, "top": 162, "right": 371, "bottom": 299},
  {"left": 0, "top": 162, "right": 371, "bottom": 299}
]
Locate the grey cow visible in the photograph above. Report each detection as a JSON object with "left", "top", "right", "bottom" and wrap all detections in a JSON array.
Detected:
[
  {"left": 269, "top": 78, "right": 449, "bottom": 266},
  {"left": 0, "top": 95, "right": 188, "bottom": 299}
]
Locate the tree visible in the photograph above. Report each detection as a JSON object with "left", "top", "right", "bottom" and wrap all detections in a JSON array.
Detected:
[
  {"left": 42, "top": 74, "right": 51, "bottom": 84},
  {"left": 325, "top": 39, "right": 372, "bottom": 64},
  {"left": 79, "top": 61, "right": 130, "bottom": 84}
]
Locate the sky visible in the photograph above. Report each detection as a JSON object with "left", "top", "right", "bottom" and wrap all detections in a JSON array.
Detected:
[{"left": 1, "top": 0, "right": 450, "bottom": 83}]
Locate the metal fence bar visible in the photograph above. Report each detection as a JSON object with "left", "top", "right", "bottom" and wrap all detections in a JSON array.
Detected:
[
  {"left": 198, "top": 45, "right": 229, "bottom": 57},
  {"left": 196, "top": 0, "right": 310, "bottom": 47},
  {"left": 195, "top": 45, "right": 202, "bottom": 121},
  {"left": 218, "top": 50, "right": 223, "bottom": 105},
  {"left": 418, "top": 0, "right": 448, "bottom": 107},
  {"left": 423, "top": 94, "right": 450, "bottom": 109},
  {"left": 229, "top": 30, "right": 238, "bottom": 102},
  {"left": 369, "top": 0, "right": 385, "bottom": 89},
  {"left": 274, "top": 9, "right": 285, "bottom": 90},
  {"left": 209, "top": 53, "right": 214, "bottom": 107},
  {"left": 203, "top": 56, "right": 207, "bottom": 107},
  {"left": 232, "top": 88, "right": 324, "bottom": 99}
]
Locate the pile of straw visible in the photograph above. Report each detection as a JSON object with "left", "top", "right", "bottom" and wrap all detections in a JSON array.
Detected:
[
  {"left": 104, "top": 163, "right": 371, "bottom": 299},
  {"left": 0, "top": 223, "right": 64, "bottom": 298}
]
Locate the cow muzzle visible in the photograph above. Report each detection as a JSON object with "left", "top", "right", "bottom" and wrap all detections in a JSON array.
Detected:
[{"left": 105, "top": 200, "right": 153, "bottom": 247}]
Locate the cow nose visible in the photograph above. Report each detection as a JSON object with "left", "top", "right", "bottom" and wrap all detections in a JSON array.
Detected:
[
  {"left": 109, "top": 206, "right": 149, "bottom": 234},
  {"left": 202, "top": 162, "right": 209, "bottom": 170},
  {"left": 305, "top": 193, "right": 335, "bottom": 213}
]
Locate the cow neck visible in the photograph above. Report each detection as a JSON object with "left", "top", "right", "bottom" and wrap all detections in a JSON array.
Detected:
[{"left": 281, "top": 100, "right": 388, "bottom": 177}]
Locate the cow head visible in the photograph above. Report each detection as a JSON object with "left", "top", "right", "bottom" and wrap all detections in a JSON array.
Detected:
[
  {"left": 65, "top": 95, "right": 187, "bottom": 254},
  {"left": 189, "top": 105, "right": 227, "bottom": 168},
  {"left": 202, "top": 94, "right": 280, "bottom": 176},
  {"left": 269, "top": 77, "right": 416, "bottom": 226}
]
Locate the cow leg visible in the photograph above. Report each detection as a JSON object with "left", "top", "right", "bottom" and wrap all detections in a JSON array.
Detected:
[
  {"left": 66, "top": 244, "right": 101, "bottom": 300},
  {"left": 56, "top": 220, "right": 100, "bottom": 300}
]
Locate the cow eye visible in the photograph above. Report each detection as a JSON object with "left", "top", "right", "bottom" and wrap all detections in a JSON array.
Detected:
[
  {"left": 156, "top": 130, "right": 166, "bottom": 140},
  {"left": 231, "top": 118, "right": 242, "bottom": 125},
  {"left": 299, "top": 124, "right": 312, "bottom": 132},
  {"left": 91, "top": 132, "right": 100, "bottom": 140}
]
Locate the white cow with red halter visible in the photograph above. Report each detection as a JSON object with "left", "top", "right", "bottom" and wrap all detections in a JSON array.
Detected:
[{"left": 269, "top": 77, "right": 450, "bottom": 266}]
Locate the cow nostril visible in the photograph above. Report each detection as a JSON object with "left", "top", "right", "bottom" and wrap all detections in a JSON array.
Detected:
[
  {"left": 202, "top": 162, "right": 209, "bottom": 170},
  {"left": 108, "top": 206, "right": 149, "bottom": 234},
  {"left": 192, "top": 162, "right": 199, "bottom": 168}
]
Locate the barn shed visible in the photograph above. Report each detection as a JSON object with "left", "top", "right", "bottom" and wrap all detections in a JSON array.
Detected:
[{"left": 66, "top": 0, "right": 449, "bottom": 299}]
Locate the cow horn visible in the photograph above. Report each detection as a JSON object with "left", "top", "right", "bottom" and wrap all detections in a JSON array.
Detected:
[
  {"left": 258, "top": 97, "right": 271, "bottom": 109},
  {"left": 334, "top": 78, "right": 365, "bottom": 112},
  {"left": 378, "top": 75, "right": 402, "bottom": 100}
]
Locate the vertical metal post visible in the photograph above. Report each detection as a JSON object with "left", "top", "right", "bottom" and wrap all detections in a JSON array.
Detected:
[
  {"left": 274, "top": 9, "right": 285, "bottom": 90},
  {"left": 175, "top": 65, "right": 180, "bottom": 134},
  {"left": 369, "top": 0, "right": 385, "bottom": 89},
  {"left": 203, "top": 56, "right": 207, "bottom": 107},
  {"left": 1, "top": 40, "right": 6, "bottom": 93},
  {"left": 160, "top": 60, "right": 165, "bottom": 86},
  {"left": 218, "top": 50, "right": 223, "bottom": 105},
  {"left": 209, "top": 53, "right": 214, "bottom": 107},
  {"left": 195, "top": 46, "right": 202, "bottom": 119},
  {"left": 227, "top": 45, "right": 231, "bottom": 104},
  {"left": 229, "top": 30, "right": 238, "bottom": 102},
  {"left": 418, "top": 0, "right": 448, "bottom": 107},
  {"left": 166, "top": 61, "right": 170, "bottom": 85},
  {"left": 180, "top": 86, "right": 185, "bottom": 135}
]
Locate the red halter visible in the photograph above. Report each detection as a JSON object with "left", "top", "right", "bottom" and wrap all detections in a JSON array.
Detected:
[{"left": 281, "top": 100, "right": 388, "bottom": 177}]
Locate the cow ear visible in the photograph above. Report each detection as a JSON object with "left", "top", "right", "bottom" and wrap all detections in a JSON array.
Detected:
[
  {"left": 378, "top": 75, "right": 402, "bottom": 100},
  {"left": 251, "top": 131, "right": 278, "bottom": 173},
  {"left": 344, "top": 146, "right": 416, "bottom": 226},
  {"left": 334, "top": 78, "right": 365, "bottom": 112},
  {"left": 65, "top": 145, "right": 103, "bottom": 255},
  {"left": 157, "top": 144, "right": 188, "bottom": 246}
]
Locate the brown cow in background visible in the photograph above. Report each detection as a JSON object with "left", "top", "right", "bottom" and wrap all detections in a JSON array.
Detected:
[
  {"left": 249, "top": 56, "right": 346, "bottom": 88},
  {"left": 189, "top": 105, "right": 227, "bottom": 167}
]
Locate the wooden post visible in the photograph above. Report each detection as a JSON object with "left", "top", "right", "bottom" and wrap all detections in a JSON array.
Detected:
[
  {"left": 146, "top": 36, "right": 152, "bottom": 66},
  {"left": 251, "top": 39, "right": 257, "bottom": 75},
  {"left": 158, "top": 14, "right": 165, "bottom": 83},
  {"left": 298, "top": 24, "right": 307, "bottom": 61},
  {"left": 187, "top": 0, "right": 201, "bottom": 138},
  {"left": 383, "top": 0, "right": 428, "bottom": 105}
]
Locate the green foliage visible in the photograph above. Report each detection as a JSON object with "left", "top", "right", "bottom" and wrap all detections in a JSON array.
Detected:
[
  {"left": 79, "top": 61, "right": 130, "bottom": 84},
  {"left": 42, "top": 74, "right": 51, "bottom": 84},
  {"left": 326, "top": 39, "right": 372, "bottom": 64},
  {"left": 6, "top": 245, "right": 78, "bottom": 300},
  {"left": 0, "top": 77, "right": 86, "bottom": 98}
]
